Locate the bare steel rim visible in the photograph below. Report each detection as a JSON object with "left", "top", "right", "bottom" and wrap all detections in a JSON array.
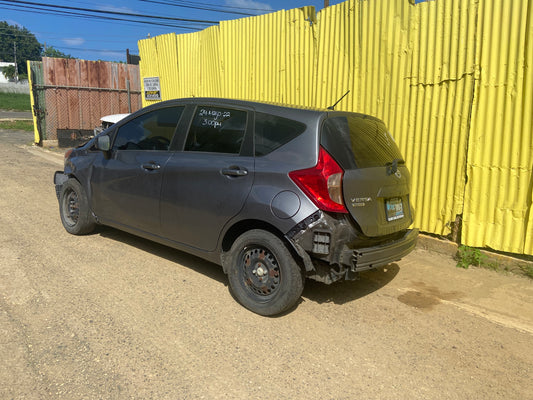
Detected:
[
  {"left": 238, "top": 245, "right": 281, "bottom": 300},
  {"left": 62, "top": 188, "right": 80, "bottom": 227}
]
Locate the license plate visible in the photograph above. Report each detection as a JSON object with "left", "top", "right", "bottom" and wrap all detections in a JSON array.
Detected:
[{"left": 386, "top": 197, "right": 404, "bottom": 221}]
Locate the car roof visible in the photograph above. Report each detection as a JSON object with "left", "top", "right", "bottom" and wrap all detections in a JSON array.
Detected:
[{"left": 137, "top": 97, "right": 384, "bottom": 125}]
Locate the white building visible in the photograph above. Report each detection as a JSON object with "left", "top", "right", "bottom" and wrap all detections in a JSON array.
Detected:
[{"left": 0, "top": 62, "right": 17, "bottom": 83}]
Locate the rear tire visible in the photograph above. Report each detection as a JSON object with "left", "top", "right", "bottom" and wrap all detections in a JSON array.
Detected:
[
  {"left": 226, "top": 230, "right": 304, "bottom": 316},
  {"left": 59, "top": 178, "right": 96, "bottom": 235}
]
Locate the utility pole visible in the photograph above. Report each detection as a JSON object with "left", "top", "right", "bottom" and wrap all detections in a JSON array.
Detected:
[
  {"left": 13, "top": 42, "right": 18, "bottom": 82},
  {"left": 324, "top": 0, "right": 329, "bottom": 7}
]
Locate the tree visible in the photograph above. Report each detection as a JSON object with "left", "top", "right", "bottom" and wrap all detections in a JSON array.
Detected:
[
  {"left": 1, "top": 65, "right": 16, "bottom": 80},
  {"left": 0, "top": 21, "right": 42, "bottom": 75},
  {"left": 42, "top": 46, "right": 72, "bottom": 59}
]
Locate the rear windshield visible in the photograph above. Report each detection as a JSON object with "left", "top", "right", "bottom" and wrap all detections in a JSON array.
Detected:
[{"left": 321, "top": 116, "right": 403, "bottom": 169}]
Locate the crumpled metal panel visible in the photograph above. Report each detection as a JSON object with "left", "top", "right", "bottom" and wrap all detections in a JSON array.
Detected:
[{"left": 463, "top": 0, "right": 533, "bottom": 254}]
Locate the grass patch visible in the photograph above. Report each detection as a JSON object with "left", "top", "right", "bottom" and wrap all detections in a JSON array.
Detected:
[
  {"left": 456, "top": 245, "right": 487, "bottom": 269},
  {"left": 0, "top": 120, "right": 34, "bottom": 131},
  {"left": 517, "top": 264, "right": 533, "bottom": 279},
  {"left": 0, "top": 92, "right": 31, "bottom": 111},
  {"left": 456, "top": 245, "right": 533, "bottom": 280}
]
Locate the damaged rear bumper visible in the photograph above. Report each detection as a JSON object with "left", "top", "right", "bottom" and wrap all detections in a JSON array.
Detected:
[
  {"left": 340, "top": 228, "right": 418, "bottom": 272},
  {"left": 286, "top": 211, "right": 418, "bottom": 284}
]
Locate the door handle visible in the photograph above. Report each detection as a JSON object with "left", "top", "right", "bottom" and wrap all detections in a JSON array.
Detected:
[
  {"left": 141, "top": 162, "right": 161, "bottom": 171},
  {"left": 221, "top": 167, "right": 248, "bottom": 177}
]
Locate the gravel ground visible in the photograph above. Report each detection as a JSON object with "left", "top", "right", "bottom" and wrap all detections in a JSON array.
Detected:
[{"left": 1, "top": 129, "right": 532, "bottom": 399}]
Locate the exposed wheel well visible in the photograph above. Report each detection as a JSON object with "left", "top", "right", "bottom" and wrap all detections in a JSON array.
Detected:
[
  {"left": 221, "top": 219, "right": 304, "bottom": 264},
  {"left": 222, "top": 220, "right": 284, "bottom": 252}
]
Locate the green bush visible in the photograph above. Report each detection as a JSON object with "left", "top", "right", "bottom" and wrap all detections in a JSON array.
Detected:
[{"left": 456, "top": 245, "right": 487, "bottom": 269}]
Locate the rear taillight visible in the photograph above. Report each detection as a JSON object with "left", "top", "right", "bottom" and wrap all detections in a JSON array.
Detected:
[{"left": 289, "top": 147, "right": 348, "bottom": 213}]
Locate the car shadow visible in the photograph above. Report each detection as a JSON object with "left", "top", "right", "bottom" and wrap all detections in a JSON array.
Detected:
[
  {"left": 301, "top": 264, "right": 400, "bottom": 306},
  {"left": 96, "top": 226, "right": 400, "bottom": 311},
  {"left": 97, "top": 226, "right": 228, "bottom": 285}
]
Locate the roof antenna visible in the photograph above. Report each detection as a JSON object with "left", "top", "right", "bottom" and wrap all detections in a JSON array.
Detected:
[{"left": 328, "top": 90, "right": 350, "bottom": 110}]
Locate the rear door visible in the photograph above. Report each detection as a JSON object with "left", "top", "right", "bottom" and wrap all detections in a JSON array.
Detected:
[
  {"left": 321, "top": 115, "right": 413, "bottom": 237},
  {"left": 90, "top": 106, "right": 184, "bottom": 235},
  {"left": 160, "top": 104, "right": 254, "bottom": 251}
]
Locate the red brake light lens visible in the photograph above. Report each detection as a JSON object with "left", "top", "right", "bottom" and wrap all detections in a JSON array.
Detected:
[{"left": 289, "top": 147, "right": 348, "bottom": 213}]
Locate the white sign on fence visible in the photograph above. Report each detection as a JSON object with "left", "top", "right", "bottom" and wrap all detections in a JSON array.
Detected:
[{"left": 143, "top": 77, "right": 161, "bottom": 101}]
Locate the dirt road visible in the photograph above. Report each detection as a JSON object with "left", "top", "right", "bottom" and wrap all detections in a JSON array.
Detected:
[{"left": 1, "top": 130, "right": 532, "bottom": 399}]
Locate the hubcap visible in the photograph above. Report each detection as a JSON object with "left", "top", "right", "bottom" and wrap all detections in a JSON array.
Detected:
[{"left": 241, "top": 247, "right": 280, "bottom": 298}]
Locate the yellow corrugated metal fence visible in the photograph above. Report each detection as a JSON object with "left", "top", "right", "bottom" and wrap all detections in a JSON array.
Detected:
[{"left": 138, "top": 0, "right": 533, "bottom": 256}]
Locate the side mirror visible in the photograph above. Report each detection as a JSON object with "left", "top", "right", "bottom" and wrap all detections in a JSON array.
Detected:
[{"left": 96, "top": 135, "right": 111, "bottom": 152}]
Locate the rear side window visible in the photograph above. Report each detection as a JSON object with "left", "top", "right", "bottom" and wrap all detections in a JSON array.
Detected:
[
  {"left": 254, "top": 112, "right": 306, "bottom": 156},
  {"left": 321, "top": 116, "right": 403, "bottom": 169},
  {"left": 184, "top": 106, "right": 247, "bottom": 154},
  {"left": 113, "top": 106, "right": 184, "bottom": 151}
]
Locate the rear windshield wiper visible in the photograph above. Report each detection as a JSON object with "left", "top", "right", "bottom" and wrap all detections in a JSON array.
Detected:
[{"left": 386, "top": 158, "right": 404, "bottom": 175}]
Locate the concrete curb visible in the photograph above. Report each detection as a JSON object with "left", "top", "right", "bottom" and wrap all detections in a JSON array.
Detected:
[{"left": 417, "top": 234, "right": 533, "bottom": 277}]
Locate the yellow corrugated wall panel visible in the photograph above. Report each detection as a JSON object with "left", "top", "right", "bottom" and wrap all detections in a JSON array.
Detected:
[
  {"left": 218, "top": 7, "right": 315, "bottom": 104},
  {"left": 138, "top": 36, "right": 161, "bottom": 106},
  {"left": 464, "top": 0, "right": 533, "bottom": 254},
  {"left": 137, "top": 0, "right": 533, "bottom": 256},
  {"left": 156, "top": 33, "right": 180, "bottom": 100},
  {"left": 399, "top": 0, "right": 478, "bottom": 236},
  {"left": 198, "top": 26, "right": 222, "bottom": 97},
  {"left": 175, "top": 31, "right": 201, "bottom": 98},
  {"left": 524, "top": 1, "right": 533, "bottom": 256},
  {"left": 313, "top": 0, "right": 476, "bottom": 236}
]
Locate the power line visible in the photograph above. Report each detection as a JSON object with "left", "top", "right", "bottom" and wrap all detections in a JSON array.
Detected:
[
  {"left": 0, "top": 0, "right": 218, "bottom": 25},
  {"left": 168, "top": 0, "right": 274, "bottom": 12},
  {"left": 0, "top": 3, "right": 209, "bottom": 30},
  {"left": 138, "top": 0, "right": 257, "bottom": 17}
]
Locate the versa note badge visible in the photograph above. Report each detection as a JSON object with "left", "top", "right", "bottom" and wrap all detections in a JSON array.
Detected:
[{"left": 351, "top": 197, "right": 372, "bottom": 207}]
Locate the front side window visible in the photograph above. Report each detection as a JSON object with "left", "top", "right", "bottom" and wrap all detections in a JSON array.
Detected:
[
  {"left": 113, "top": 106, "right": 184, "bottom": 151},
  {"left": 184, "top": 106, "right": 247, "bottom": 154}
]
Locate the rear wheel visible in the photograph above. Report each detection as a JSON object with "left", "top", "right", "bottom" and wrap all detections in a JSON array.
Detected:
[
  {"left": 226, "top": 230, "right": 304, "bottom": 316},
  {"left": 59, "top": 178, "right": 96, "bottom": 235}
]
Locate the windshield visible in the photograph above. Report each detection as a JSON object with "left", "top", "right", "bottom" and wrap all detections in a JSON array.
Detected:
[{"left": 321, "top": 116, "right": 403, "bottom": 169}]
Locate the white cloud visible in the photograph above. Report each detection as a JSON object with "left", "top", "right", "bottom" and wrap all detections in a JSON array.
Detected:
[
  {"left": 63, "top": 38, "right": 85, "bottom": 46},
  {"left": 98, "top": 5, "right": 136, "bottom": 14},
  {"left": 225, "top": 0, "right": 273, "bottom": 14},
  {"left": 97, "top": 51, "right": 126, "bottom": 61},
  {"left": 6, "top": 19, "right": 24, "bottom": 28}
]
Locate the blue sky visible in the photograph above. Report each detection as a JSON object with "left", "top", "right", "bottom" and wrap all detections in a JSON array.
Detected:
[{"left": 1, "top": 0, "right": 344, "bottom": 62}]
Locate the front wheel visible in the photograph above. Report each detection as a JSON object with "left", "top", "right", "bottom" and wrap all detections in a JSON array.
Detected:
[
  {"left": 225, "top": 230, "right": 304, "bottom": 316},
  {"left": 59, "top": 178, "right": 96, "bottom": 235}
]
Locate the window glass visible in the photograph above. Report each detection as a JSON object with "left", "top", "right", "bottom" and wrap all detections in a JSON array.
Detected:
[
  {"left": 254, "top": 112, "right": 306, "bottom": 156},
  {"left": 184, "top": 106, "right": 247, "bottom": 154},
  {"left": 113, "top": 106, "right": 184, "bottom": 151},
  {"left": 322, "top": 116, "right": 403, "bottom": 168}
]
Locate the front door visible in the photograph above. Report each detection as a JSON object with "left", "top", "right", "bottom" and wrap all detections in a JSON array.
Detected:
[{"left": 90, "top": 106, "right": 184, "bottom": 235}]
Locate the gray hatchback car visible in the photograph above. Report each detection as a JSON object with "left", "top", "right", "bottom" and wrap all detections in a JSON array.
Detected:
[{"left": 54, "top": 98, "right": 418, "bottom": 315}]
